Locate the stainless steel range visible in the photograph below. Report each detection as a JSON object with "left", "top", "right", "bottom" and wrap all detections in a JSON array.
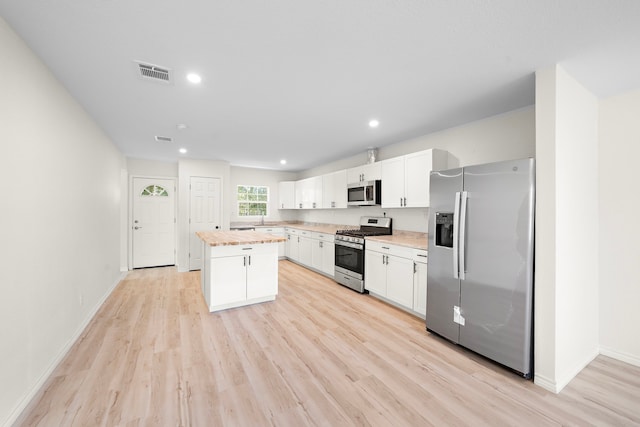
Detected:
[{"left": 334, "top": 216, "right": 392, "bottom": 293}]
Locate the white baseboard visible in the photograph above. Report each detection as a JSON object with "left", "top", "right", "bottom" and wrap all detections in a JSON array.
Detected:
[
  {"left": 534, "top": 373, "right": 559, "bottom": 393},
  {"left": 3, "top": 272, "right": 127, "bottom": 427},
  {"left": 599, "top": 346, "right": 640, "bottom": 367},
  {"left": 534, "top": 348, "right": 599, "bottom": 394}
]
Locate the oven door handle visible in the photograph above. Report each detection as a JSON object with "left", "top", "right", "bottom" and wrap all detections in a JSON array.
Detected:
[{"left": 335, "top": 241, "right": 364, "bottom": 250}]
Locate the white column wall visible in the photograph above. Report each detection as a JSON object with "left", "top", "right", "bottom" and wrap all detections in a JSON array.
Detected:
[
  {"left": 534, "top": 65, "right": 600, "bottom": 393},
  {"left": 598, "top": 90, "right": 640, "bottom": 365},
  {"left": 0, "top": 17, "right": 125, "bottom": 426}
]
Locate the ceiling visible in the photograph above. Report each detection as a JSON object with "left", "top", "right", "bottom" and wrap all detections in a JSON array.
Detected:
[{"left": 2, "top": 1, "right": 640, "bottom": 171}]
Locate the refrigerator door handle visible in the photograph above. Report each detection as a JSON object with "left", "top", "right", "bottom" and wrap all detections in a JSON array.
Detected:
[
  {"left": 453, "top": 192, "right": 461, "bottom": 279},
  {"left": 459, "top": 191, "right": 468, "bottom": 280}
]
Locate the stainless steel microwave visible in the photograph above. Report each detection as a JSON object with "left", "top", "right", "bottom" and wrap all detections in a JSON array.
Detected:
[{"left": 347, "top": 180, "right": 381, "bottom": 206}]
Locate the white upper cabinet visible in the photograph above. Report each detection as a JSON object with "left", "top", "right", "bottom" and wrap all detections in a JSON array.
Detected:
[
  {"left": 322, "top": 169, "right": 347, "bottom": 209},
  {"left": 381, "top": 149, "right": 448, "bottom": 208},
  {"left": 295, "top": 176, "right": 323, "bottom": 209},
  {"left": 278, "top": 181, "right": 296, "bottom": 209},
  {"left": 347, "top": 162, "right": 381, "bottom": 183}
]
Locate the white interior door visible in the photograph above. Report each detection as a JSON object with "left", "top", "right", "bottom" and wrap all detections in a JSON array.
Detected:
[
  {"left": 189, "top": 177, "right": 222, "bottom": 270},
  {"left": 132, "top": 177, "right": 176, "bottom": 268}
]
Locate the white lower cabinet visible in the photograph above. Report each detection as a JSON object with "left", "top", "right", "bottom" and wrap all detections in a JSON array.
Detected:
[
  {"left": 285, "top": 227, "right": 335, "bottom": 277},
  {"left": 285, "top": 228, "right": 299, "bottom": 261},
  {"left": 365, "top": 240, "right": 427, "bottom": 316},
  {"left": 413, "top": 250, "right": 428, "bottom": 318},
  {"left": 298, "top": 231, "right": 313, "bottom": 266},
  {"left": 256, "top": 226, "right": 285, "bottom": 258},
  {"left": 203, "top": 243, "right": 278, "bottom": 312},
  {"left": 311, "top": 232, "right": 335, "bottom": 276}
]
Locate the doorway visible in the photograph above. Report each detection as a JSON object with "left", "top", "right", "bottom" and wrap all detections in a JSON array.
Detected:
[
  {"left": 131, "top": 177, "right": 176, "bottom": 268},
  {"left": 189, "top": 176, "right": 222, "bottom": 270}
]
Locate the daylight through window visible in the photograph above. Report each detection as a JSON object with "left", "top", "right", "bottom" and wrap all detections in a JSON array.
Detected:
[
  {"left": 237, "top": 185, "right": 269, "bottom": 216},
  {"left": 141, "top": 185, "right": 168, "bottom": 196}
]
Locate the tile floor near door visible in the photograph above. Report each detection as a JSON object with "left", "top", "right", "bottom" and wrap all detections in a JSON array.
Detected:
[{"left": 17, "top": 261, "right": 640, "bottom": 426}]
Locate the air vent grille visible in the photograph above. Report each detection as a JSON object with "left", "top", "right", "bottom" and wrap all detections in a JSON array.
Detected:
[
  {"left": 135, "top": 61, "right": 172, "bottom": 83},
  {"left": 155, "top": 136, "right": 173, "bottom": 143}
]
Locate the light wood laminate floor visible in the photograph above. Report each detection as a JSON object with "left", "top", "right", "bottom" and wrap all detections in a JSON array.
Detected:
[{"left": 18, "top": 261, "right": 640, "bottom": 426}]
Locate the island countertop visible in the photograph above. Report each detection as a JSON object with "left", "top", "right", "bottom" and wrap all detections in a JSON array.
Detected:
[{"left": 196, "top": 230, "right": 287, "bottom": 247}]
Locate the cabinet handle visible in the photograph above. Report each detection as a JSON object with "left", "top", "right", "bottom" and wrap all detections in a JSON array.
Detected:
[
  {"left": 243, "top": 256, "right": 247, "bottom": 267},
  {"left": 414, "top": 262, "right": 417, "bottom": 273},
  {"left": 404, "top": 197, "right": 407, "bottom": 206},
  {"left": 248, "top": 255, "right": 251, "bottom": 266},
  {"left": 417, "top": 254, "right": 427, "bottom": 258},
  {"left": 382, "top": 246, "right": 390, "bottom": 250}
]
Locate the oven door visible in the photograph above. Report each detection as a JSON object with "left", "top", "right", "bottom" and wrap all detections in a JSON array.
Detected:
[{"left": 334, "top": 241, "right": 364, "bottom": 278}]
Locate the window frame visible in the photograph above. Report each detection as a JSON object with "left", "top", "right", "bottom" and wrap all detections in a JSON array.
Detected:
[{"left": 236, "top": 185, "right": 269, "bottom": 217}]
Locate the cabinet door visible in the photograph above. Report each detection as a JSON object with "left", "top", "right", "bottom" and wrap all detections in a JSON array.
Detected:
[
  {"left": 321, "top": 241, "right": 335, "bottom": 276},
  {"left": 364, "top": 250, "right": 387, "bottom": 295},
  {"left": 361, "top": 162, "right": 382, "bottom": 181},
  {"left": 298, "top": 235, "right": 313, "bottom": 266},
  {"left": 287, "top": 233, "right": 299, "bottom": 261},
  {"left": 322, "top": 170, "right": 347, "bottom": 209},
  {"left": 404, "top": 151, "right": 431, "bottom": 208},
  {"left": 278, "top": 181, "right": 296, "bottom": 209},
  {"left": 381, "top": 157, "right": 405, "bottom": 208},
  {"left": 331, "top": 169, "right": 347, "bottom": 208},
  {"left": 311, "top": 239, "right": 323, "bottom": 270},
  {"left": 246, "top": 251, "right": 278, "bottom": 299},
  {"left": 414, "top": 261, "right": 428, "bottom": 317},
  {"left": 347, "top": 167, "right": 362, "bottom": 184},
  {"left": 210, "top": 256, "right": 247, "bottom": 305},
  {"left": 385, "top": 255, "right": 415, "bottom": 308}
]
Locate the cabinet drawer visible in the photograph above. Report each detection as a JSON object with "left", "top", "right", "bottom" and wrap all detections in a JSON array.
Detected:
[
  {"left": 210, "top": 243, "right": 278, "bottom": 258},
  {"left": 365, "top": 240, "right": 413, "bottom": 259},
  {"left": 285, "top": 228, "right": 299, "bottom": 235},
  {"left": 256, "top": 227, "right": 284, "bottom": 234},
  {"left": 312, "top": 232, "right": 335, "bottom": 242},
  {"left": 412, "top": 249, "right": 428, "bottom": 263}
]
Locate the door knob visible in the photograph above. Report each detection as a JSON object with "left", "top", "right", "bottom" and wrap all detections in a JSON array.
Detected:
[{"left": 134, "top": 226, "right": 142, "bottom": 230}]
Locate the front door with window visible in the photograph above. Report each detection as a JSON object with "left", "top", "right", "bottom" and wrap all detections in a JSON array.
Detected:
[{"left": 132, "top": 177, "right": 176, "bottom": 268}]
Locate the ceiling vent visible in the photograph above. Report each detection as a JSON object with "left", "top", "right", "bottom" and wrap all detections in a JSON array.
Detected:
[
  {"left": 135, "top": 61, "right": 172, "bottom": 84},
  {"left": 155, "top": 135, "right": 173, "bottom": 143}
]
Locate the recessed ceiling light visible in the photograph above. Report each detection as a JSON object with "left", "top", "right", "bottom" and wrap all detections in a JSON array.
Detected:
[
  {"left": 280, "top": 159, "right": 287, "bottom": 165},
  {"left": 179, "top": 148, "right": 187, "bottom": 154},
  {"left": 186, "top": 73, "right": 202, "bottom": 84},
  {"left": 369, "top": 119, "right": 380, "bottom": 128},
  {"left": 176, "top": 123, "right": 188, "bottom": 130}
]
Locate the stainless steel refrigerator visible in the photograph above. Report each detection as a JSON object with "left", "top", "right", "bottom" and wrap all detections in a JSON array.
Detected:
[{"left": 426, "top": 158, "right": 535, "bottom": 378}]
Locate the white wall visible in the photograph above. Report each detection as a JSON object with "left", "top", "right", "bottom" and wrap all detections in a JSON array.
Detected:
[
  {"left": 598, "top": 90, "right": 640, "bottom": 365},
  {"left": 298, "top": 107, "right": 535, "bottom": 232},
  {"left": 229, "top": 166, "right": 298, "bottom": 223},
  {"left": 127, "top": 157, "right": 178, "bottom": 178},
  {"left": 0, "top": 17, "right": 125, "bottom": 427},
  {"left": 534, "top": 65, "right": 600, "bottom": 393}
]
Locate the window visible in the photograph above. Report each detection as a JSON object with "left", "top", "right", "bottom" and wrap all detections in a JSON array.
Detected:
[
  {"left": 141, "top": 184, "right": 168, "bottom": 197},
  {"left": 237, "top": 185, "right": 269, "bottom": 216}
]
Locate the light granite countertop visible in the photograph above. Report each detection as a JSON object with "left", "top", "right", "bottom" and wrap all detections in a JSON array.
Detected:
[
  {"left": 231, "top": 221, "right": 351, "bottom": 235},
  {"left": 196, "top": 230, "right": 287, "bottom": 247},
  {"left": 226, "top": 222, "right": 428, "bottom": 250},
  {"left": 366, "top": 231, "right": 428, "bottom": 251}
]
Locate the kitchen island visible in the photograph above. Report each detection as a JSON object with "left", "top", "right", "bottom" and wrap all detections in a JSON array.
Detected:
[{"left": 197, "top": 230, "right": 286, "bottom": 312}]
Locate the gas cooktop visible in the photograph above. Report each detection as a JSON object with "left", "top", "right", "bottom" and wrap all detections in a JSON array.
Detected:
[{"left": 335, "top": 216, "right": 392, "bottom": 242}]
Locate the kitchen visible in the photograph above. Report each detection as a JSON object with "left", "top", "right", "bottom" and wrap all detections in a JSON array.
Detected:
[{"left": 2, "top": 1, "right": 640, "bottom": 426}]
